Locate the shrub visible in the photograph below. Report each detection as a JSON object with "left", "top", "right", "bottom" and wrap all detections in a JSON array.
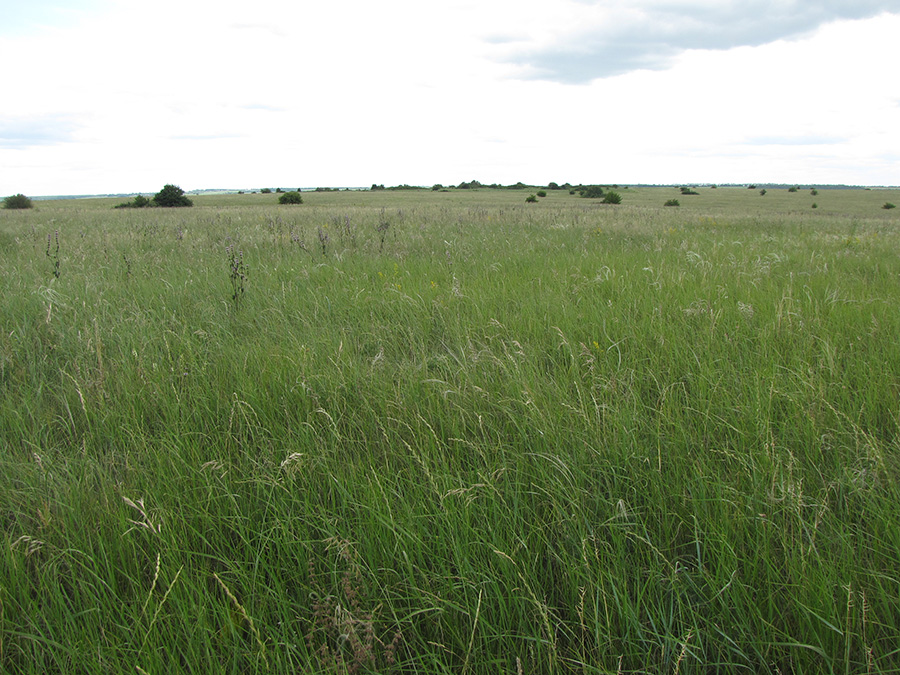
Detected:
[
  {"left": 788, "top": 186, "right": 799, "bottom": 193},
  {"left": 664, "top": 199, "right": 680, "bottom": 207},
  {"left": 602, "top": 191, "right": 622, "bottom": 204},
  {"left": 3, "top": 193, "right": 33, "bottom": 209},
  {"left": 152, "top": 184, "right": 193, "bottom": 207},
  {"left": 680, "top": 187, "right": 699, "bottom": 195},
  {"left": 115, "top": 194, "right": 150, "bottom": 209},
  {"left": 760, "top": 189, "right": 767, "bottom": 196},
  {"left": 536, "top": 190, "right": 547, "bottom": 198},
  {"left": 883, "top": 202, "right": 896, "bottom": 210},
  {"left": 525, "top": 194, "right": 538, "bottom": 203},
  {"left": 580, "top": 185, "right": 604, "bottom": 199},
  {"left": 260, "top": 188, "right": 272, "bottom": 194},
  {"left": 812, "top": 203, "right": 818, "bottom": 209},
  {"left": 278, "top": 191, "right": 304, "bottom": 205},
  {"left": 811, "top": 189, "right": 818, "bottom": 196}
]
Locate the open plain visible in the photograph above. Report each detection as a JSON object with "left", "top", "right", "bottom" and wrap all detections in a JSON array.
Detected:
[{"left": 2, "top": 185, "right": 900, "bottom": 673}]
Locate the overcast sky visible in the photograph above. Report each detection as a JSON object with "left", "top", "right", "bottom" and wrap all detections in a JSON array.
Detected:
[{"left": 2, "top": 0, "right": 898, "bottom": 195}]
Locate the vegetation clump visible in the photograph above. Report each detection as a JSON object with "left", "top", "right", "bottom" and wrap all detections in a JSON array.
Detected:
[
  {"left": 152, "top": 184, "right": 193, "bottom": 207},
  {"left": 580, "top": 185, "right": 605, "bottom": 199},
  {"left": 664, "top": 198, "right": 680, "bottom": 207},
  {"left": 525, "top": 194, "right": 538, "bottom": 203},
  {"left": 278, "top": 191, "right": 304, "bottom": 205},
  {"left": 115, "top": 194, "right": 151, "bottom": 209},
  {"left": 602, "top": 190, "right": 622, "bottom": 204},
  {"left": 884, "top": 202, "right": 896, "bottom": 209},
  {"left": 3, "top": 193, "right": 33, "bottom": 209}
]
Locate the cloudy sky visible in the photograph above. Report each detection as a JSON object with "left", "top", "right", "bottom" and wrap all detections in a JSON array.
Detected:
[{"left": 2, "top": 0, "right": 898, "bottom": 195}]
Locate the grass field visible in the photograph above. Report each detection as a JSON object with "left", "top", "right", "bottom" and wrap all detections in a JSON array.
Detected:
[{"left": 2, "top": 186, "right": 900, "bottom": 673}]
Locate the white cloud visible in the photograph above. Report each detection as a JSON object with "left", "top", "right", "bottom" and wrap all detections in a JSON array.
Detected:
[{"left": 494, "top": 0, "right": 900, "bottom": 82}]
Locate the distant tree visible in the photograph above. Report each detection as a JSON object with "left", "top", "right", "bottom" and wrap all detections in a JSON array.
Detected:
[
  {"left": 602, "top": 191, "right": 622, "bottom": 204},
  {"left": 748, "top": 185, "right": 757, "bottom": 190},
  {"left": 788, "top": 186, "right": 799, "bottom": 193},
  {"left": 275, "top": 188, "right": 284, "bottom": 193},
  {"left": 432, "top": 184, "right": 444, "bottom": 191},
  {"left": 370, "top": 184, "right": 386, "bottom": 191},
  {"left": 3, "top": 193, "right": 33, "bottom": 209},
  {"left": 760, "top": 189, "right": 767, "bottom": 196},
  {"left": 580, "top": 186, "right": 604, "bottom": 199},
  {"left": 260, "top": 188, "right": 272, "bottom": 194},
  {"left": 548, "top": 182, "right": 560, "bottom": 190},
  {"left": 152, "top": 184, "right": 193, "bottom": 207},
  {"left": 278, "top": 191, "right": 304, "bottom": 205}
]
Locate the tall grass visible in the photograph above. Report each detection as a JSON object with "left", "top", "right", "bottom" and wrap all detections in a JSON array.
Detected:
[{"left": 2, "top": 189, "right": 900, "bottom": 673}]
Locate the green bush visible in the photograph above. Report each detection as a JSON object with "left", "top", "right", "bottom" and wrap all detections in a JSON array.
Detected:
[
  {"left": 260, "top": 188, "right": 272, "bottom": 194},
  {"left": 536, "top": 190, "right": 547, "bottom": 198},
  {"left": 883, "top": 202, "right": 896, "bottom": 210},
  {"left": 664, "top": 199, "right": 680, "bottom": 207},
  {"left": 602, "top": 191, "right": 622, "bottom": 204},
  {"left": 580, "top": 186, "right": 604, "bottom": 199},
  {"left": 3, "top": 193, "right": 33, "bottom": 209},
  {"left": 525, "top": 194, "right": 538, "bottom": 203},
  {"left": 115, "top": 194, "right": 151, "bottom": 209},
  {"left": 152, "top": 184, "right": 193, "bottom": 207},
  {"left": 278, "top": 191, "right": 304, "bottom": 205}
]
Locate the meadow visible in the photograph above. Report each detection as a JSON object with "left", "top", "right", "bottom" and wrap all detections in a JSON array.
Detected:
[{"left": 2, "top": 185, "right": 900, "bottom": 673}]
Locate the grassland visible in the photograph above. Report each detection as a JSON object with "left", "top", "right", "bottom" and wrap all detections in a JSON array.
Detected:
[{"left": 2, "top": 186, "right": 900, "bottom": 673}]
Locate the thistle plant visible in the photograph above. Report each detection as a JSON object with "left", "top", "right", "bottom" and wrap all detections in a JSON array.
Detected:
[
  {"left": 290, "top": 229, "right": 311, "bottom": 255},
  {"left": 317, "top": 225, "right": 329, "bottom": 256},
  {"left": 46, "top": 230, "right": 60, "bottom": 279},
  {"left": 376, "top": 209, "right": 390, "bottom": 253},
  {"left": 226, "top": 244, "right": 248, "bottom": 310}
]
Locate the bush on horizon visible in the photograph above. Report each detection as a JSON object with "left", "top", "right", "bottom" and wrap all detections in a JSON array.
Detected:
[
  {"left": 278, "top": 191, "right": 304, "bottom": 205},
  {"left": 152, "top": 184, "right": 193, "bottom": 207},
  {"left": 3, "top": 193, "right": 33, "bottom": 209}
]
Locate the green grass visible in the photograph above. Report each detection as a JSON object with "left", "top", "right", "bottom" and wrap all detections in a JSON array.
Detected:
[{"left": 2, "top": 187, "right": 900, "bottom": 673}]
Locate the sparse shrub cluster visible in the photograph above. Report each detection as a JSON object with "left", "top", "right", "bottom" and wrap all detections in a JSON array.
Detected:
[
  {"left": 664, "top": 198, "right": 680, "bottom": 207},
  {"left": 115, "top": 194, "right": 151, "bottom": 209},
  {"left": 152, "top": 184, "right": 193, "bottom": 207},
  {"left": 602, "top": 190, "right": 622, "bottom": 204},
  {"left": 884, "top": 202, "right": 896, "bottom": 210},
  {"left": 3, "top": 193, "right": 33, "bottom": 209},
  {"left": 680, "top": 186, "right": 699, "bottom": 195},
  {"left": 116, "top": 184, "right": 193, "bottom": 209},
  {"left": 278, "top": 191, "right": 303, "bottom": 205},
  {"left": 580, "top": 185, "right": 605, "bottom": 199}
]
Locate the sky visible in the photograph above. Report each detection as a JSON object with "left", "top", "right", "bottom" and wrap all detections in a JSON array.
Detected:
[{"left": 2, "top": 0, "right": 899, "bottom": 196}]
